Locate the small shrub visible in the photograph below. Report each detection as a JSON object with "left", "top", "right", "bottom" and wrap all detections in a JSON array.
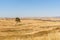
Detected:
[{"left": 15, "top": 17, "right": 21, "bottom": 23}]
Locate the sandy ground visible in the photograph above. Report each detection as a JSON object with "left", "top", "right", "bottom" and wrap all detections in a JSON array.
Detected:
[{"left": 0, "top": 18, "right": 60, "bottom": 40}]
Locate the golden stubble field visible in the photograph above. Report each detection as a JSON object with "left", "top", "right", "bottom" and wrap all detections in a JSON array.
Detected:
[{"left": 0, "top": 18, "right": 60, "bottom": 40}]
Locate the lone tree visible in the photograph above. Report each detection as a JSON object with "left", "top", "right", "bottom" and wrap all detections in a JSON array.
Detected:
[{"left": 15, "top": 17, "right": 21, "bottom": 23}]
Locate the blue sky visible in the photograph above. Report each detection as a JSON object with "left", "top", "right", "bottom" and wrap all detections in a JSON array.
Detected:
[{"left": 0, "top": 0, "right": 60, "bottom": 17}]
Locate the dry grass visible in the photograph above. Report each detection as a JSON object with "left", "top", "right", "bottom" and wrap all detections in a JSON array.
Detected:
[{"left": 0, "top": 18, "right": 60, "bottom": 40}]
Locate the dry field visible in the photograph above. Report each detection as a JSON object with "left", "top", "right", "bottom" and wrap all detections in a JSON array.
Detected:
[{"left": 0, "top": 18, "right": 60, "bottom": 40}]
